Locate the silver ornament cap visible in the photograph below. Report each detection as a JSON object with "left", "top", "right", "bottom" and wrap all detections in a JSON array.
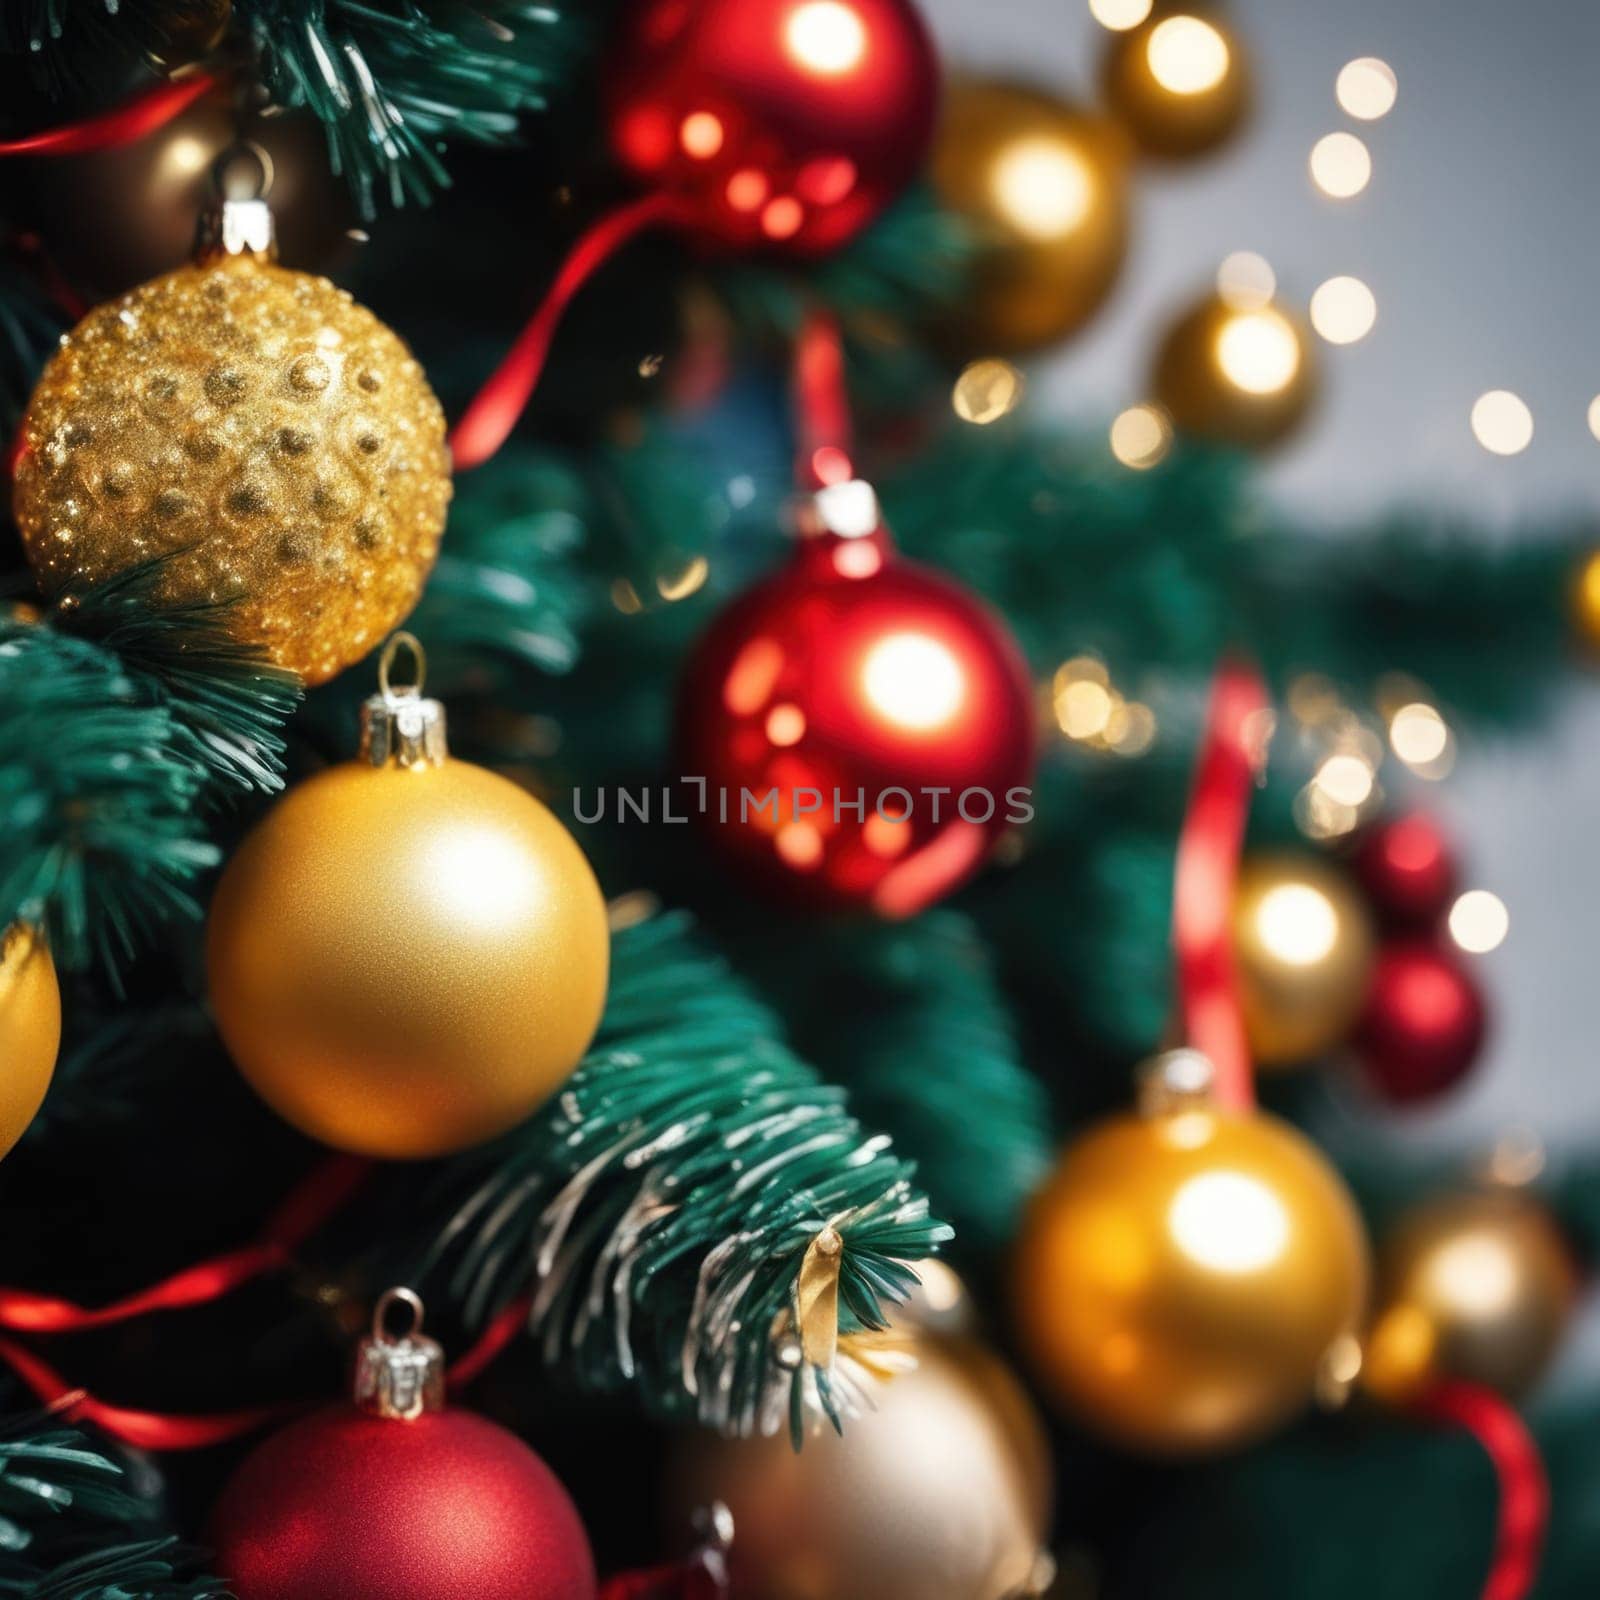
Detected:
[{"left": 355, "top": 1287, "right": 446, "bottom": 1421}]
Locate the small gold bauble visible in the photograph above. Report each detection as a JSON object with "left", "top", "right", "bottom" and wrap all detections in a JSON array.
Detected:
[
  {"left": 667, "top": 1333, "right": 1050, "bottom": 1600},
  {"left": 13, "top": 254, "right": 451, "bottom": 685},
  {"left": 930, "top": 78, "right": 1131, "bottom": 355},
  {"left": 207, "top": 653, "right": 608, "bottom": 1158},
  {"left": 1572, "top": 550, "right": 1600, "bottom": 651},
  {"left": 1232, "top": 852, "right": 1374, "bottom": 1066},
  {"left": 1362, "top": 1188, "right": 1576, "bottom": 1407},
  {"left": 1013, "top": 1087, "right": 1370, "bottom": 1454},
  {"left": 1100, "top": 9, "right": 1251, "bottom": 161},
  {"left": 0, "top": 924, "right": 61, "bottom": 1161},
  {"left": 1152, "top": 292, "right": 1318, "bottom": 451}
]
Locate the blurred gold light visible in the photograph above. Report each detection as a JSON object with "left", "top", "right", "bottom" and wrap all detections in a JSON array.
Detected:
[
  {"left": 656, "top": 554, "right": 709, "bottom": 601},
  {"left": 1217, "top": 251, "right": 1277, "bottom": 311},
  {"left": 862, "top": 633, "right": 965, "bottom": 731},
  {"left": 1314, "top": 752, "right": 1375, "bottom": 808},
  {"left": 164, "top": 134, "right": 212, "bottom": 179},
  {"left": 1088, "top": 0, "right": 1152, "bottom": 30},
  {"left": 1170, "top": 1173, "right": 1289, "bottom": 1273},
  {"left": 1146, "top": 16, "right": 1230, "bottom": 95},
  {"left": 1450, "top": 890, "right": 1509, "bottom": 955},
  {"left": 1109, "top": 404, "right": 1173, "bottom": 468},
  {"left": 1309, "top": 132, "right": 1372, "bottom": 198},
  {"left": 1335, "top": 57, "right": 1398, "bottom": 121},
  {"left": 1389, "top": 701, "right": 1454, "bottom": 778},
  {"left": 1587, "top": 396, "right": 1600, "bottom": 442},
  {"left": 1310, "top": 276, "right": 1377, "bottom": 345},
  {"left": 1215, "top": 308, "right": 1300, "bottom": 396},
  {"left": 1109, "top": 700, "right": 1158, "bottom": 756},
  {"left": 1057, "top": 679, "right": 1114, "bottom": 740},
  {"left": 784, "top": 1, "right": 867, "bottom": 75},
  {"left": 1254, "top": 883, "right": 1340, "bottom": 966},
  {"left": 989, "top": 137, "right": 1095, "bottom": 240},
  {"left": 1294, "top": 783, "right": 1362, "bottom": 842},
  {"left": 953, "top": 359, "right": 1025, "bottom": 425},
  {"left": 1471, "top": 390, "right": 1534, "bottom": 456}
]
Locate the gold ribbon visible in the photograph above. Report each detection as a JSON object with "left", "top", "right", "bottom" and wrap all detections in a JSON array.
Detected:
[{"left": 795, "top": 1224, "right": 844, "bottom": 1368}]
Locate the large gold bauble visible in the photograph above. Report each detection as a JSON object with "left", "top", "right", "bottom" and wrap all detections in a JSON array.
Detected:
[
  {"left": 13, "top": 254, "right": 451, "bottom": 685},
  {"left": 1100, "top": 9, "right": 1251, "bottom": 161},
  {"left": 1572, "top": 550, "right": 1600, "bottom": 652},
  {"left": 207, "top": 747, "right": 609, "bottom": 1159},
  {"left": 1152, "top": 292, "right": 1318, "bottom": 451},
  {"left": 1232, "top": 852, "right": 1374, "bottom": 1066},
  {"left": 668, "top": 1334, "right": 1049, "bottom": 1600},
  {"left": 930, "top": 78, "right": 1131, "bottom": 355},
  {"left": 1014, "top": 1097, "right": 1370, "bottom": 1455},
  {"left": 0, "top": 925, "right": 61, "bottom": 1161},
  {"left": 1362, "top": 1188, "right": 1577, "bottom": 1407}
]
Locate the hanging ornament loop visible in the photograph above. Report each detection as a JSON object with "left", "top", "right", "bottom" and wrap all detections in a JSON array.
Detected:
[
  {"left": 356, "top": 1286, "right": 446, "bottom": 1421},
  {"left": 194, "top": 141, "right": 277, "bottom": 262},
  {"left": 362, "top": 632, "right": 447, "bottom": 769}
]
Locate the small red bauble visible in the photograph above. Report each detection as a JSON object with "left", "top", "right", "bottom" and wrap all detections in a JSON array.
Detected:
[
  {"left": 211, "top": 1291, "right": 595, "bottom": 1600},
  {"left": 1357, "top": 942, "right": 1488, "bottom": 1105},
  {"left": 677, "top": 485, "right": 1036, "bottom": 917},
  {"left": 605, "top": 0, "right": 940, "bottom": 255},
  {"left": 1354, "top": 814, "right": 1458, "bottom": 931}
]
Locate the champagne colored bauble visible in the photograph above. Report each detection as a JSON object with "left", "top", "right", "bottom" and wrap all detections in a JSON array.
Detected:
[
  {"left": 0, "top": 925, "right": 60, "bottom": 1161},
  {"left": 212, "top": 1289, "right": 595, "bottom": 1600},
  {"left": 667, "top": 1334, "right": 1049, "bottom": 1600},
  {"left": 1363, "top": 1189, "right": 1576, "bottom": 1407},
  {"left": 1152, "top": 291, "right": 1318, "bottom": 451},
  {"left": 1356, "top": 941, "right": 1486, "bottom": 1105},
  {"left": 13, "top": 244, "right": 451, "bottom": 685},
  {"left": 1100, "top": 8, "right": 1251, "bottom": 161},
  {"left": 676, "top": 490, "right": 1036, "bottom": 918},
  {"left": 5, "top": 95, "right": 352, "bottom": 299},
  {"left": 929, "top": 78, "right": 1131, "bottom": 355},
  {"left": 606, "top": 0, "right": 939, "bottom": 256},
  {"left": 1013, "top": 1065, "right": 1370, "bottom": 1455},
  {"left": 207, "top": 648, "right": 609, "bottom": 1157},
  {"left": 1231, "top": 852, "right": 1374, "bottom": 1066}
]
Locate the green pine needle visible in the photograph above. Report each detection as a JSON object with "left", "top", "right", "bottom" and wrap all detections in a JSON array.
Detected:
[{"left": 405, "top": 910, "right": 953, "bottom": 1437}]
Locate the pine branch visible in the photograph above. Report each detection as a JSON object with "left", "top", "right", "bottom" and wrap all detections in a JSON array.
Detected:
[
  {"left": 401, "top": 910, "right": 953, "bottom": 1437},
  {"left": 237, "top": 0, "right": 582, "bottom": 216},
  {"left": 0, "top": 570, "right": 299, "bottom": 969},
  {"left": 0, "top": 1419, "right": 226, "bottom": 1599}
]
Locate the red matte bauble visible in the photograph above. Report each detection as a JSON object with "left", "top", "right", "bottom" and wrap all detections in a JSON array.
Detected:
[
  {"left": 1357, "top": 942, "right": 1488, "bottom": 1105},
  {"left": 1354, "top": 815, "right": 1457, "bottom": 931},
  {"left": 677, "top": 518, "right": 1035, "bottom": 917},
  {"left": 210, "top": 1406, "right": 596, "bottom": 1600},
  {"left": 605, "top": 0, "right": 939, "bottom": 255}
]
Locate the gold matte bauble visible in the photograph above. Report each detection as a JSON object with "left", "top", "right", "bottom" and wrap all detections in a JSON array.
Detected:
[
  {"left": 1152, "top": 292, "right": 1318, "bottom": 451},
  {"left": 13, "top": 254, "right": 450, "bottom": 685},
  {"left": 207, "top": 659, "right": 609, "bottom": 1158},
  {"left": 1100, "top": 9, "right": 1251, "bottom": 161},
  {"left": 1573, "top": 550, "right": 1600, "bottom": 652},
  {"left": 5, "top": 94, "right": 352, "bottom": 299},
  {"left": 1232, "top": 852, "right": 1374, "bottom": 1065},
  {"left": 667, "top": 1334, "right": 1049, "bottom": 1600},
  {"left": 930, "top": 78, "right": 1131, "bottom": 355},
  {"left": 1362, "top": 1188, "right": 1577, "bottom": 1406},
  {"left": 1013, "top": 1092, "right": 1370, "bottom": 1454},
  {"left": 0, "top": 925, "right": 61, "bottom": 1161}
]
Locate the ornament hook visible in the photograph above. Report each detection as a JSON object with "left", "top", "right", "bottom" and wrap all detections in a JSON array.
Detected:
[
  {"left": 194, "top": 139, "right": 277, "bottom": 261},
  {"left": 378, "top": 631, "right": 428, "bottom": 703},
  {"left": 372, "top": 1285, "right": 427, "bottom": 1342},
  {"left": 212, "top": 140, "right": 276, "bottom": 204},
  {"left": 356, "top": 1286, "right": 445, "bottom": 1420}
]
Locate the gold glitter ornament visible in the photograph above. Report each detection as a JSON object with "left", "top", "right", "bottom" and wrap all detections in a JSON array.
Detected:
[
  {"left": 0, "top": 924, "right": 60, "bottom": 1163},
  {"left": 12, "top": 154, "right": 450, "bottom": 685}
]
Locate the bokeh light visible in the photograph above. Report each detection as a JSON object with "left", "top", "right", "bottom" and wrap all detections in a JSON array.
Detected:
[
  {"left": 1449, "top": 890, "right": 1510, "bottom": 954},
  {"left": 1587, "top": 396, "right": 1600, "bottom": 441},
  {"left": 1109, "top": 404, "right": 1173, "bottom": 469},
  {"left": 1310, "top": 276, "right": 1377, "bottom": 344},
  {"left": 1253, "top": 883, "right": 1340, "bottom": 966},
  {"left": 861, "top": 633, "right": 966, "bottom": 731},
  {"left": 1470, "top": 390, "right": 1534, "bottom": 456},
  {"left": 1215, "top": 308, "right": 1301, "bottom": 395},
  {"left": 783, "top": 1, "right": 868, "bottom": 76},
  {"left": 1335, "top": 57, "right": 1398, "bottom": 120},
  {"left": 989, "top": 137, "right": 1094, "bottom": 239},
  {"left": 952, "top": 359, "right": 1026, "bottom": 425},
  {"left": 1389, "top": 701, "right": 1455, "bottom": 779},
  {"left": 1146, "top": 16, "right": 1231, "bottom": 95},
  {"left": 1088, "top": 0, "right": 1153, "bottom": 30},
  {"left": 1217, "top": 251, "right": 1277, "bottom": 310},
  {"left": 1309, "top": 132, "right": 1372, "bottom": 198}
]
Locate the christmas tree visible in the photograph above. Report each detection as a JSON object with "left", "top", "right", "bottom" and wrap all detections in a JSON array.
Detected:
[{"left": 0, "top": 3, "right": 1592, "bottom": 1597}]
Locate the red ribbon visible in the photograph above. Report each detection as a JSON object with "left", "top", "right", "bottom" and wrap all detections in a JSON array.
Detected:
[
  {"left": 1172, "top": 658, "right": 1270, "bottom": 1109},
  {"left": 791, "top": 307, "right": 854, "bottom": 491},
  {"left": 448, "top": 190, "right": 685, "bottom": 471},
  {"left": 0, "top": 74, "right": 217, "bottom": 157},
  {"left": 1413, "top": 1382, "right": 1548, "bottom": 1600}
]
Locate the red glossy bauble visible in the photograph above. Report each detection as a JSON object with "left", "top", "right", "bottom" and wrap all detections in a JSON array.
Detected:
[
  {"left": 1357, "top": 942, "right": 1488, "bottom": 1105},
  {"left": 210, "top": 1406, "right": 596, "bottom": 1600},
  {"left": 677, "top": 494, "right": 1036, "bottom": 916},
  {"left": 605, "top": 0, "right": 940, "bottom": 255},
  {"left": 1354, "top": 814, "right": 1457, "bottom": 931}
]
